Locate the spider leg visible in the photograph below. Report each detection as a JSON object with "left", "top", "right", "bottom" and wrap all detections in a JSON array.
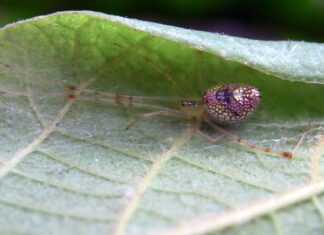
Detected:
[
  {"left": 196, "top": 128, "right": 225, "bottom": 143},
  {"left": 202, "top": 113, "right": 293, "bottom": 159},
  {"left": 125, "top": 110, "right": 186, "bottom": 130}
]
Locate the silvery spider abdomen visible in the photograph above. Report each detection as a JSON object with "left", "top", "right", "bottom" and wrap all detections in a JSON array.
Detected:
[{"left": 203, "top": 83, "right": 261, "bottom": 123}]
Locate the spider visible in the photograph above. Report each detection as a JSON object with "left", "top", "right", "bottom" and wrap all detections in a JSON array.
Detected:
[
  {"left": 65, "top": 83, "right": 293, "bottom": 159},
  {"left": 0, "top": 57, "right": 294, "bottom": 158}
]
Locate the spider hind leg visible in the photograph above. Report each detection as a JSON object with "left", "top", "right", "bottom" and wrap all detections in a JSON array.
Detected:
[{"left": 201, "top": 113, "right": 293, "bottom": 159}]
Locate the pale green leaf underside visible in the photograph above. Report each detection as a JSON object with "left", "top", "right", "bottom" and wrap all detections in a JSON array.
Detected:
[{"left": 0, "top": 11, "right": 323, "bottom": 235}]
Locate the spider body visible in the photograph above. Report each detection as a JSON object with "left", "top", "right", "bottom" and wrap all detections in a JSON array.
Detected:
[
  {"left": 64, "top": 83, "right": 292, "bottom": 158},
  {"left": 202, "top": 84, "right": 260, "bottom": 123}
]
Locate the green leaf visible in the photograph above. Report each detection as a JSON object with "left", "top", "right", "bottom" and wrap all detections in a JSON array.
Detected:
[{"left": 0, "top": 11, "right": 323, "bottom": 235}]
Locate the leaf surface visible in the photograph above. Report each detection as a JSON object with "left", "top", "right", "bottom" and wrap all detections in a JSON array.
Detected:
[{"left": 0, "top": 11, "right": 323, "bottom": 235}]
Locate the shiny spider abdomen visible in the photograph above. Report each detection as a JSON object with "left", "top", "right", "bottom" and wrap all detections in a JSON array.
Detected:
[{"left": 202, "top": 83, "right": 261, "bottom": 123}]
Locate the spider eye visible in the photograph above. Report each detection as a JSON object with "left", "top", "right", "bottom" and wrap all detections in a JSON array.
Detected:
[{"left": 202, "top": 83, "right": 260, "bottom": 123}]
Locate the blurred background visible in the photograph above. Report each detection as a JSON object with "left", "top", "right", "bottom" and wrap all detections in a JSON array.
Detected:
[{"left": 0, "top": 0, "right": 323, "bottom": 41}]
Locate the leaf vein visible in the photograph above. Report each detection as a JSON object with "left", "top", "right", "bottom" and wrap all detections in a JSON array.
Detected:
[
  {"left": 174, "top": 155, "right": 278, "bottom": 193},
  {"left": 155, "top": 181, "right": 324, "bottom": 235},
  {"left": 150, "top": 186, "right": 232, "bottom": 208},
  {"left": 0, "top": 97, "right": 77, "bottom": 179},
  {"left": 58, "top": 130, "right": 153, "bottom": 163},
  {"left": 112, "top": 127, "right": 194, "bottom": 235},
  {"left": 37, "top": 149, "right": 127, "bottom": 184},
  {"left": 311, "top": 196, "right": 324, "bottom": 223},
  {"left": 10, "top": 168, "right": 123, "bottom": 199},
  {"left": 0, "top": 197, "right": 114, "bottom": 223}
]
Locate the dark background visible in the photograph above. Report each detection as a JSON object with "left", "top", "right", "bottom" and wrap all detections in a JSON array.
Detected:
[{"left": 0, "top": 0, "right": 323, "bottom": 41}]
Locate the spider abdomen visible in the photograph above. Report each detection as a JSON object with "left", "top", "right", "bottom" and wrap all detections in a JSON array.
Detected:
[{"left": 203, "top": 83, "right": 260, "bottom": 123}]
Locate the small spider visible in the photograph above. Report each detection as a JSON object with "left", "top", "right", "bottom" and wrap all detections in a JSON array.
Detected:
[
  {"left": 65, "top": 83, "right": 293, "bottom": 158},
  {"left": 0, "top": 58, "right": 293, "bottom": 158},
  {"left": 183, "top": 83, "right": 260, "bottom": 123}
]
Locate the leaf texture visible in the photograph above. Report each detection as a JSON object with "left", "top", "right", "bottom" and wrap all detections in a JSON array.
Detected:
[{"left": 0, "top": 11, "right": 323, "bottom": 235}]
